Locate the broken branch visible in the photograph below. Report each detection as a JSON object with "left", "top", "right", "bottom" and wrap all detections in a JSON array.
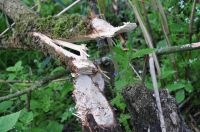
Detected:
[{"left": 157, "top": 42, "right": 200, "bottom": 55}]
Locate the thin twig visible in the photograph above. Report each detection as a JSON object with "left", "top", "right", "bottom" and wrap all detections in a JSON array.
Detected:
[
  {"left": 26, "top": 92, "right": 31, "bottom": 111},
  {"left": 0, "top": 71, "right": 68, "bottom": 102},
  {"left": 52, "top": 77, "right": 70, "bottom": 82},
  {"left": 55, "top": 0, "right": 81, "bottom": 17},
  {"left": 141, "top": 55, "right": 148, "bottom": 83},
  {"left": 178, "top": 95, "right": 192, "bottom": 109},
  {"left": 189, "top": 0, "right": 197, "bottom": 43},
  {"left": 194, "top": 111, "right": 200, "bottom": 117},
  {"left": 189, "top": 114, "right": 200, "bottom": 132},
  {"left": 129, "top": 63, "right": 142, "bottom": 80},
  {"left": 149, "top": 54, "right": 166, "bottom": 132},
  {"left": 0, "top": 23, "right": 15, "bottom": 37},
  {"left": 26, "top": 67, "right": 33, "bottom": 111},
  {"left": 0, "top": 79, "right": 34, "bottom": 83},
  {"left": 185, "top": 0, "right": 197, "bottom": 82}
]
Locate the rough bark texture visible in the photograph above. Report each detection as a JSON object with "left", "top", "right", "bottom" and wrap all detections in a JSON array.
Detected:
[{"left": 122, "top": 84, "right": 191, "bottom": 132}]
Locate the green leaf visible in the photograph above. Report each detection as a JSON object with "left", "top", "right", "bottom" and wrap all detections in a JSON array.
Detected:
[
  {"left": 119, "top": 114, "right": 131, "bottom": 123},
  {"left": 29, "top": 127, "right": 46, "bottom": 132},
  {"left": 175, "top": 90, "right": 185, "bottom": 103},
  {"left": 118, "top": 114, "right": 131, "bottom": 132},
  {"left": 0, "top": 13, "right": 7, "bottom": 32},
  {"left": 162, "top": 71, "right": 176, "bottom": 79},
  {"left": 41, "top": 95, "right": 51, "bottom": 112},
  {"left": 6, "top": 61, "right": 23, "bottom": 72},
  {"left": 50, "top": 66, "right": 65, "bottom": 75},
  {"left": 30, "top": 100, "right": 41, "bottom": 110},
  {"left": 115, "top": 78, "right": 127, "bottom": 91},
  {"left": 0, "top": 111, "right": 21, "bottom": 132},
  {"left": 185, "top": 82, "right": 193, "bottom": 93},
  {"left": 167, "top": 82, "right": 185, "bottom": 92},
  {"left": 131, "top": 48, "right": 155, "bottom": 59},
  {"left": 0, "top": 101, "right": 13, "bottom": 112},
  {"left": 161, "top": 65, "right": 175, "bottom": 79},
  {"left": 60, "top": 82, "right": 73, "bottom": 99},
  {"left": 7, "top": 73, "right": 17, "bottom": 80},
  {"left": 156, "top": 40, "right": 167, "bottom": 49},
  {"left": 61, "top": 111, "right": 72, "bottom": 123},
  {"left": 46, "top": 121, "right": 63, "bottom": 132},
  {"left": 111, "top": 94, "right": 126, "bottom": 111},
  {"left": 19, "top": 110, "right": 33, "bottom": 125},
  {"left": 40, "top": 4, "right": 54, "bottom": 17}
]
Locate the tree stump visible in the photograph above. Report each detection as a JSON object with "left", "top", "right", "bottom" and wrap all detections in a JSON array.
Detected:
[{"left": 122, "top": 84, "right": 191, "bottom": 132}]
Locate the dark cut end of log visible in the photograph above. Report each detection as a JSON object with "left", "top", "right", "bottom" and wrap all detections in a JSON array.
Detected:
[
  {"left": 83, "top": 114, "right": 122, "bottom": 132},
  {"left": 122, "top": 83, "right": 191, "bottom": 132}
]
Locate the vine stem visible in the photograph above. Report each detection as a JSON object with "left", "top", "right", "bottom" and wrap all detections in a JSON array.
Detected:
[{"left": 55, "top": 0, "right": 82, "bottom": 17}]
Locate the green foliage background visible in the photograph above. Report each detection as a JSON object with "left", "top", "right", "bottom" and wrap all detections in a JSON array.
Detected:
[{"left": 0, "top": 0, "right": 200, "bottom": 131}]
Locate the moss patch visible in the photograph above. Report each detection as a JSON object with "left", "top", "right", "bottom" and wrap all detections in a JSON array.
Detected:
[{"left": 15, "top": 14, "right": 90, "bottom": 40}]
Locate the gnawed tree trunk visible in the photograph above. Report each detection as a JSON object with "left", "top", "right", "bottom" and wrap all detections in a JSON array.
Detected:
[
  {"left": 122, "top": 84, "right": 191, "bottom": 132},
  {"left": 0, "top": 0, "right": 136, "bottom": 131},
  {"left": 1, "top": 0, "right": 197, "bottom": 131}
]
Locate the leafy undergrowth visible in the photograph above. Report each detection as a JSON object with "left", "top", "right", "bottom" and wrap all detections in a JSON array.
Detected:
[{"left": 0, "top": 51, "right": 80, "bottom": 131}]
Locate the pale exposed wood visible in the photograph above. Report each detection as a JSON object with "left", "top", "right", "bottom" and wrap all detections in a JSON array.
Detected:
[
  {"left": 31, "top": 32, "right": 116, "bottom": 128},
  {"left": 90, "top": 18, "right": 137, "bottom": 38},
  {"left": 74, "top": 74, "right": 115, "bottom": 127},
  {"left": 53, "top": 39, "right": 89, "bottom": 59},
  {"left": 66, "top": 20, "right": 137, "bottom": 42}
]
